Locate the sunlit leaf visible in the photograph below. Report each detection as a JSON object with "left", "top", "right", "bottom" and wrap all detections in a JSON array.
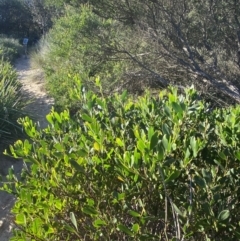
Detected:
[
  {"left": 94, "top": 142, "right": 100, "bottom": 151},
  {"left": 132, "top": 223, "right": 140, "bottom": 233},
  {"left": 93, "top": 219, "right": 106, "bottom": 228},
  {"left": 70, "top": 212, "right": 78, "bottom": 231},
  {"left": 116, "top": 138, "right": 124, "bottom": 147},
  {"left": 128, "top": 210, "right": 141, "bottom": 217},
  {"left": 118, "top": 224, "right": 133, "bottom": 236},
  {"left": 218, "top": 210, "right": 230, "bottom": 221}
]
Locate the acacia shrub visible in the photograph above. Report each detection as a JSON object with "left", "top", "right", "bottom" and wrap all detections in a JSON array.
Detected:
[
  {"left": 2, "top": 78, "right": 240, "bottom": 240},
  {"left": 40, "top": 5, "right": 128, "bottom": 110}
]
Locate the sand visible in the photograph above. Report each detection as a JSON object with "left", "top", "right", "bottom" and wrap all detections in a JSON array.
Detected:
[{"left": 0, "top": 55, "right": 53, "bottom": 240}]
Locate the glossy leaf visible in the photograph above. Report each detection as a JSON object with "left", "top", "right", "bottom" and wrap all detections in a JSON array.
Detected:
[
  {"left": 118, "top": 224, "right": 133, "bottom": 236},
  {"left": 218, "top": 210, "right": 230, "bottom": 221}
]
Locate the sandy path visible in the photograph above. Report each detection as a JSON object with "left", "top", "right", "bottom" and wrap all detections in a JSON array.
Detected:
[{"left": 0, "top": 56, "right": 54, "bottom": 241}]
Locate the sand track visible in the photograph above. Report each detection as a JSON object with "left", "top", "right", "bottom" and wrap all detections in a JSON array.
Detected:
[{"left": 0, "top": 56, "right": 53, "bottom": 241}]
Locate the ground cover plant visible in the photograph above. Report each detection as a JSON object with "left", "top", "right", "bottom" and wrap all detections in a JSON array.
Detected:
[
  {"left": 2, "top": 76, "right": 240, "bottom": 240},
  {"left": 0, "top": 58, "right": 27, "bottom": 146}
]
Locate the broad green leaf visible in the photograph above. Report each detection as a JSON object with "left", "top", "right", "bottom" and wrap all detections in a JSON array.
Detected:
[
  {"left": 76, "top": 149, "right": 88, "bottom": 157},
  {"left": 87, "top": 198, "right": 95, "bottom": 206},
  {"left": 132, "top": 223, "right": 140, "bottom": 233},
  {"left": 162, "top": 135, "right": 169, "bottom": 151},
  {"left": 190, "top": 136, "right": 197, "bottom": 157},
  {"left": 93, "top": 219, "right": 106, "bottom": 228},
  {"left": 218, "top": 210, "right": 230, "bottom": 221},
  {"left": 137, "top": 139, "right": 145, "bottom": 153},
  {"left": 172, "top": 203, "right": 184, "bottom": 217},
  {"left": 82, "top": 113, "right": 92, "bottom": 122},
  {"left": 148, "top": 126, "right": 155, "bottom": 140},
  {"left": 116, "top": 138, "right": 124, "bottom": 147},
  {"left": 164, "top": 106, "right": 171, "bottom": 117},
  {"left": 121, "top": 90, "right": 128, "bottom": 102},
  {"left": 15, "top": 213, "right": 26, "bottom": 225},
  {"left": 219, "top": 151, "right": 227, "bottom": 160},
  {"left": 150, "top": 132, "right": 158, "bottom": 150},
  {"left": 70, "top": 212, "right": 78, "bottom": 231},
  {"left": 96, "top": 99, "right": 105, "bottom": 109},
  {"left": 165, "top": 170, "right": 181, "bottom": 183},
  {"left": 180, "top": 103, "right": 186, "bottom": 111},
  {"left": 82, "top": 206, "right": 98, "bottom": 216},
  {"left": 23, "top": 139, "right": 32, "bottom": 154},
  {"left": 55, "top": 199, "right": 63, "bottom": 210},
  {"left": 194, "top": 175, "right": 206, "bottom": 188},
  {"left": 54, "top": 143, "right": 64, "bottom": 152},
  {"left": 128, "top": 210, "right": 141, "bottom": 217},
  {"left": 32, "top": 218, "right": 42, "bottom": 234},
  {"left": 118, "top": 224, "right": 133, "bottom": 236},
  {"left": 162, "top": 123, "right": 170, "bottom": 136},
  {"left": 172, "top": 102, "right": 182, "bottom": 113},
  {"left": 235, "top": 151, "right": 240, "bottom": 161},
  {"left": 95, "top": 76, "right": 101, "bottom": 86},
  {"left": 158, "top": 145, "right": 165, "bottom": 161},
  {"left": 63, "top": 222, "right": 76, "bottom": 233},
  {"left": 184, "top": 148, "right": 191, "bottom": 166},
  {"left": 70, "top": 160, "right": 85, "bottom": 173},
  {"left": 54, "top": 112, "right": 62, "bottom": 123},
  {"left": 94, "top": 142, "right": 100, "bottom": 151},
  {"left": 46, "top": 114, "right": 53, "bottom": 124}
]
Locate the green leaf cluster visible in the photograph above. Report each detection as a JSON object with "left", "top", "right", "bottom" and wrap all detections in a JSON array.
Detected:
[{"left": 2, "top": 79, "right": 240, "bottom": 240}]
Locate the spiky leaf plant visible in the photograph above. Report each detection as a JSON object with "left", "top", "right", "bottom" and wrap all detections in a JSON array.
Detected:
[{"left": 0, "top": 58, "right": 28, "bottom": 146}]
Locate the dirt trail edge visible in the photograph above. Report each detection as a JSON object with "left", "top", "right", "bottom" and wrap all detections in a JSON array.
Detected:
[{"left": 0, "top": 55, "right": 54, "bottom": 241}]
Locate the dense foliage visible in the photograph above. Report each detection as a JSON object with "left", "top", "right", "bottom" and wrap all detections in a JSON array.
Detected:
[
  {"left": 3, "top": 78, "right": 240, "bottom": 240},
  {"left": 37, "top": 1, "right": 240, "bottom": 107},
  {"left": 0, "top": 0, "right": 55, "bottom": 42},
  {"left": 38, "top": 5, "right": 129, "bottom": 110},
  {"left": 0, "top": 0, "right": 34, "bottom": 39},
  {"left": 0, "top": 58, "right": 27, "bottom": 145}
]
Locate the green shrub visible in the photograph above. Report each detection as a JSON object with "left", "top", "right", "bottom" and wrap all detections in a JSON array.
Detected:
[
  {"left": 2, "top": 78, "right": 240, "bottom": 240},
  {"left": 0, "top": 59, "right": 27, "bottom": 145},
  {"left": 37, "top": 5, "right": 128, "bottom": 110},
  {"left": 0, "top": 35, "right": 22, "bottom": 62}
]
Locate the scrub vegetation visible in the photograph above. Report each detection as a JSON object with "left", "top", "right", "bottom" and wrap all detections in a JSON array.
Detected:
[{"left": 1, "top": 0, "right": 240, "bottom": 240}]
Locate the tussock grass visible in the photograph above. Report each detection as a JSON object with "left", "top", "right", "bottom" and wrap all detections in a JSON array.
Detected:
[
  {"left": 29, "top": 36, "right": 51, "bottom": 69},
  {"left": 0, "top": 59, "right": 28, "bottom": 145},
  {"left": 0, "top": 34, "right": 23, "bottom": 63}
]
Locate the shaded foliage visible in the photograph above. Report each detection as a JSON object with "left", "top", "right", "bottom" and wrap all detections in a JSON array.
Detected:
[{"left": 40, "top": 1, "right": 240, "bottom": 106}]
